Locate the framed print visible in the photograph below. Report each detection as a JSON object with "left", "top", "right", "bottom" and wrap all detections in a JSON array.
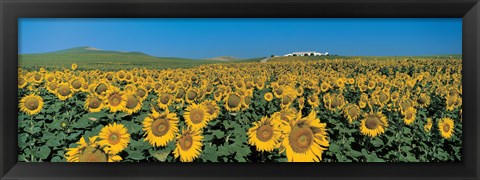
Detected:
[{"left": 1, "top": 0, "right": 479, "bottom": 180}]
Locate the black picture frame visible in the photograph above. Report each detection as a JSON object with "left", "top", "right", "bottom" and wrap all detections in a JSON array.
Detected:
[{"left": 1, "top": 0, "right": 479, "bottom": 179}]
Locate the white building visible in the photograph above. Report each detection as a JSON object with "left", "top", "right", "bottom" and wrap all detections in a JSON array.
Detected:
[{"left": 284, "top": 51, "right": 329, "bottom": 57}]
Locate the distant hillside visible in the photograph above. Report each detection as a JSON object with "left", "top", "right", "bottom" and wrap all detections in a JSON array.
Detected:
[
  {"left": 205, "top": 56, "right": 242, "bottom": 62},
  {"left": 19, "top": 46, "right": 218, "bottom": 70},
  {"left": 268, "top": 54, "right": 462, "bottom": 62}
]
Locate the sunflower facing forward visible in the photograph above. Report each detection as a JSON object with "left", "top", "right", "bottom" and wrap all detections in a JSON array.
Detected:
[
  {"left": 359, "top": 111, "right": 389, "bottom": 137},
  {"left": 65, "top": 136, "right": 122, "bottom": 162},
  {"left": 184, "top": 103, "right": 210, "bottom": 130},
  {"left": 247, "top": 116, "right": 282, "bottom": 152},
  {"left": 19, "top": 94, "right": 44, "bottom": 116},
  {"left": 98, "top": 123, "right": 130, "bottom": 154},
  {"left": 438, "top": 117, "right": 454, "bottom": 139},
  {"left": 402, "top": 107, "right": 417, "bottom": 125},
  {"left": 224, "top": 92, "right": 243, "bottom": 112},
  {"left": 104, "top": 86, "right": 126, "bottom": 113},
  {"left": 84, "top": 94, "right": 104, "bottom": 113},
  {"left": 279, "top": 111, "right": 330, "bottom": 162},
  {"left": 143, "top": 109, "right": 179, "bottom": 147},
  {"left": 173, "top": 127, "right": 204, "bottom": 162}
]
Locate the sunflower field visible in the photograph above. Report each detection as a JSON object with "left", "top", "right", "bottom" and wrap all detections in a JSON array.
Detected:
[{"left": 17, "top": 58, "right": 462, "bottom": 162}]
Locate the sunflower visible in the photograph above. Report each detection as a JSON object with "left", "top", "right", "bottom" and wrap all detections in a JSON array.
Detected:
[
  {"left": 104, "top": 86, "right": 126, "bottom": 113},
  {"left": 19, "top": 94, "right": 44, "bottom": 116},
  {"left": 445, "top": 95, "right": 457, "bottom": 111},
  {"left": 359, "top": 111, "right": 388, "bottom": 137},
  {"left": 135, "top": 86, "right": 148, "bottom": 101},
  {"left": 297, "top": 97, "right": 305, "bottom": 110},
  {"left": 280, "top": 94, "right": 295, "bottom": 108},
  {"left": 279, "top": 111, "right": 329, "bottom": 162},
  {"left": 56, "top": 82, "right": 74, "bottom": 100},
  {"left": 224, "top": 92, "right": 243, "bottom": 112},
  {"left": 185, "top": 88, "right": 198, "bottom": 104},
  {"left": 438, "top": 117, "right": 454, "bottom": 139},
  {"left": 424, "top": 118, "right": 433, "bottom": 133},
  {"left": 402, "top": 107, "right": 417, "bottom": 125},
  {"left": 123, "top": 93, "right": 142, "bottom": 115},
  {"left": 46, "top": 81, "right": 58, "bottom": 94},
  {"left": 18, "top": 77, "right": 28, "bottom": 89},
  {"left": 247, "top": 116, "right": 282, "bottom": 152},
  {"left": 98, "top": 123, "right": 130, "bottom": 154},
  {"left": 71, "top": 63, "right": 78, "bottom": 70},
  {"left": 84, "top": 94, "right": 104, "bottom": 112},
  {"left": 158, "top": 92, "right": 174, "bottom": 109},
  {"left": 116, "top": 70, "right": 126, "bottom": 81},
  {"left": 202, "top": 100, "right": 220, "bottom": 120},
  {"left": 93, "top": 81, "right": 110, "bottom": 97},
  {"left": 143, "top": 108, "right": 179, "bottom": 147},
  {"left": 173, "top": 127, "right": 203, "bottom": 162},
  {"left": 343, "top": 104, "right": 360, "bottom": 124},
  {"left": 184, "top": 103, "right": 210, "bottom": 130},
  {"left": 65, "top": 136, "right": 122, "bottom": 162},
  {"left": 70, "top": 78, "right": 83, "bottom": 92},
  {"left": 264, "top": 92, "right": 274, "bottom": 102},
  {"left": 416, "top": 93, "right": 431, "bottom": 108},
  {"left": 307, "top": 94, "right": 320, "bottom": 107}
]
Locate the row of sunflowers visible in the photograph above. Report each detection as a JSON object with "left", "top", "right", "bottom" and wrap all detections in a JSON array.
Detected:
[{"left": 18, "top": 58, "right": 462, "bottom": 162}]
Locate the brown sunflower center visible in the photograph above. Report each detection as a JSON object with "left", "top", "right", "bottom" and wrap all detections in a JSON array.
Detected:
[
  {"left": 379, "top": 93, "right": 388, "bottom": 103},
  {"left": 365, "top": 116, "right": 380, "bottom": 130},
  {"left": 206, "top": 104, "right": 215, "bottom": 115},
  {"left": 72, "top": 80, "right": 82, "bottom": 89},
  {"left": 25, "top": 97, "right": 39, "bottom": 110},
  {"left": 418, "top": 96, "right": 427, "bottom": 104},
  {"left": 282, "top": 96, "right": 292, "bottom": 105},
  {"left": 176, "top": 89, "right": 186, "bottom": 99},
  {"left": 276, "top": 88, "right": 284, "bottom": 96},
  {"left": 443, "top": 123, "right": 450, "bottom": 132},
  {"left": 96, "top": 84, "right": 108, "bottom": 94},
  {"left": 34, "top": 74, "right": 42, "bottom": 81},
  {"left": 190, "top": 109, "right": 205, "bottom": 124},
  {"left": 125, "top": 95, "right": 139, "bottom": 109},
  {"left": 347, "top": 106, "right": 358, "bottom": 117},
  {"left": 227, "top": 94, "right": 241, "bottom": 108},
  {"left": 406, "top": 111, "right": 414, "bottom": 119},
  {"left": 179, "top": 135, "right": 193, "bottom": 151},
  {"left": 58, "top": 85, "right": 72, "bottom": 96},
  {"left": 109, "top": 94, "right": 123, "bottom": 106},
  {"left": 187, "top": 90, "right": 197, "bottom": 100},
  {"left": 136, "top": 89, "right": 146, "bottom": 98},
  {"left": 79, "top": 146, "right": 107, "bottom": 162},
  {"left": 18, "top": 78, "right": 25, "bottom": 85},
  {"left": 256, "top": 125, "right": 273, "bottom": 142},
  {"left": 160, "top": 94, "right": 170, "bottom": 104},
  {"left": 331, "top": 97, "right": 341, "bottom": 108},
  {"left": 88, "top": 97, "right": 101, "bottom": 109},
  {"left": 106, "top": 74, "right": 113, "bottom": 80},
  {"left": 289, "top": 126, "right": 314, "bottom": 153},
  {"left": 48, "top": 83, "right": 58, "bottom": 90},
  {"left": 108, "top": 133, "right": 120, "bottom": 145},
  {"left": 151, "top": 118, "right": 170, "bottom": 137}
]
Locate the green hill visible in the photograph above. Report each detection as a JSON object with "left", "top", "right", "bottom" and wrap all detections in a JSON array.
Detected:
[
  {"left": 19, "top": 46, "right": 227, "bottom": 70},
  {"left": 268, "top": 54, "right": 462, "bottom": 62}
]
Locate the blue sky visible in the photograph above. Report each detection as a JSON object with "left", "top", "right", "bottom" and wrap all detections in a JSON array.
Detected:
[{"left": 19, "top": 18, "right": 461, "bottom": 59}]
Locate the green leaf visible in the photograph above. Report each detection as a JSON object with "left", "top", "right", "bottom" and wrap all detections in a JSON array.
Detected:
[
  {"left": 348, "top": 150, "right": 363, "bottom": 158},
  {"left": 37, "top": 146, "right": 51, "bottom": 160},
  {"left": 212, "top": 130, "right": 225, "bottom": 139},
  {"left": 371, "top": 138, "right": 384, "bottom": 147},
  {"left": 329, "top": 143, "right": 341, "bottom": 153},
  {"left": 126, "top": 150, "right": 144, "bottom": 160},
  {"left": 202, "top": 145, "right": 218, "bottom": 162},
  {"left": 149, "top": 148, "right": 171, "bottom": 162}
]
